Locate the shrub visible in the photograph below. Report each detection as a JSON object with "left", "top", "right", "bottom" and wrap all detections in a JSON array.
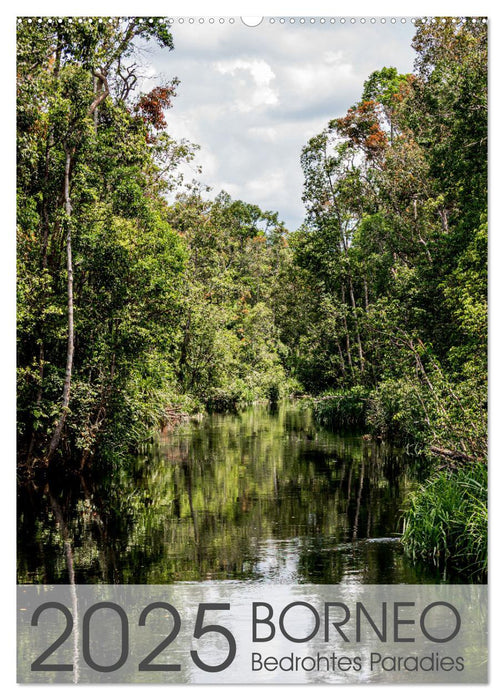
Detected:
[
  {"left": 267, "top": 384, "right": 280, "bottom": 403},
  {"left": 367, "top": 378, "right": 427, "bottom": 445},
  {"left": 204, "top": 387, "right": 241, "bottom": 412},
  {"left": 312, "top": 386, "right": 369, "bottom": 428}
]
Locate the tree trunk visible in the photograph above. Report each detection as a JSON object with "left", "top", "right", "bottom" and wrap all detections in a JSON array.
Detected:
[
  {"left": 335, "top": 340, "right": 346, "bottom": 377},
  {"left": 341, "top": 284, "right": 354, "bottom": 378},
  {"left": 92, "top": 74, "right": 99, "bottom": 132},
  {"left": 348, "top": 276, "right": 365, "bottom": 373},
  {"left": 26, "top": 344, "right": 44, "bottom": 465},
  {"left": 178, "top": 311, "right": 192, "bottom": 385},
  {"left": 47, "top": 149, "right": 74, "bottom": 464}
]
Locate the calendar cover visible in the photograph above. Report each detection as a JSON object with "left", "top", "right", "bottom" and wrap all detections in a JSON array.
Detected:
[{"left": 16, "top": 14, "right": 488, "bottom": 683}]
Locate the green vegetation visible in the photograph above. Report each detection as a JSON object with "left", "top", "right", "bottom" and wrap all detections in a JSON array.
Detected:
[
  {"left": 17, "top": 18, "right": 487, "bottom": 579},
  {"left": 283, "top": 20, "right": 487, "bottom": 578},
  {"left": 402, "top": 462, "right": 487, "bottom": 579},
  {"left": 16, "top": 19, "right": 289, "bottom": 469},
  {"left": 311, "top": 387, "right": 369, "bottom": 429}
]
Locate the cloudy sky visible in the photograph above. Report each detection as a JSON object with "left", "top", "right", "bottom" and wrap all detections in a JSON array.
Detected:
[{"left": 141, "top": 18, "right": 416, "bottom": 230}]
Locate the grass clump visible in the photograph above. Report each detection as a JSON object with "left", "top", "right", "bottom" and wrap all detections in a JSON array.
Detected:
[{"left": 401, "top": 461, "right": 487, "bottom": 580}]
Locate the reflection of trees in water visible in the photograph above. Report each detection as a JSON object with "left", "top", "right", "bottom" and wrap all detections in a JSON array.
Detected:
[
  {"left": 18, "top": 471, "right": 122, "bottom": 584},
  {"left": 294, "top": 444, "right": 433, "bottom": 584},
  {"left": 18, "top": 403, "right": 429, "bottom": 585}
]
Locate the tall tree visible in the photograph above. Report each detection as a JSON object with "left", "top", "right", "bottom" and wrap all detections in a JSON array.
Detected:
[{"left": 17, "top": 18, "right": 186, "bottom": 466}]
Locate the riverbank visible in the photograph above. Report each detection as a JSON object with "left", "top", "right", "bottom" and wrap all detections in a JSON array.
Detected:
[{"left": 305, "top": 391, "right": 487, "bottom": 582}]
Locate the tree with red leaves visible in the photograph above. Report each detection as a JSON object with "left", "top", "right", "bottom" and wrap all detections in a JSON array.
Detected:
[
  {"left": 335, "top": 100, "right": 388, "bottom": 161},
  {"left": 135, "top": 81, "right": 179, "bottom": 137}
]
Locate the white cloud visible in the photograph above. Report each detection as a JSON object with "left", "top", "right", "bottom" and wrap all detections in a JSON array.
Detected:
[
  {"left": 148, "top": 21, "right": 416, "bottom": 229},
  {"left": 248, "top": 126, "right": 277, "bottom": 142},
  {"left": 244, "top": 169, "right": 287, "bottom": 201},
  {"left": 282, "top": 59, "right": 354, "bottom": 98},
  {"left": 213, "top": 58, "right": 279, "bottom": 112},
  {"left": 324, "top": 50, "right": 345, "bottom": 64}
]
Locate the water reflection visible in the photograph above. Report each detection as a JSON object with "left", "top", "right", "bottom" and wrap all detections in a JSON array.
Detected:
[{"left": 18, "top": 402, "right": 444, "bottom": 584}]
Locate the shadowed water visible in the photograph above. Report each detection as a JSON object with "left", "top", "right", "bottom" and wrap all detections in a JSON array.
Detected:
[{"left": 18, "top": 402, "right": 449, "bottom": 584}]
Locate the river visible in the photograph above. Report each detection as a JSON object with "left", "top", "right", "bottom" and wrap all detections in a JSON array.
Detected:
[{"left": 17, "top": 401, "right": 451, "bottom": 584}]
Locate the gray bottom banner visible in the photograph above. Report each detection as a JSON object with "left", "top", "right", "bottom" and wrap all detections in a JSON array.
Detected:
[{"left": 17, "top": 583, "right": 487, "bottom": 683}]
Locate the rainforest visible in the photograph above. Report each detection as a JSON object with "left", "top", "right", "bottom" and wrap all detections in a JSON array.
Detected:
[{"left": 17, "top": 17, "right": 487, "bottom": 584}]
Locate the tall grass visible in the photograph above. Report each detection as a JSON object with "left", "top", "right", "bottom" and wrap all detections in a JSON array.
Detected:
[{"left": 401, "top": 461, "right": 487, "bottom": 580}]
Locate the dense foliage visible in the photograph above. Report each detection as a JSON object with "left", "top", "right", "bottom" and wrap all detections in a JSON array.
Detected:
[
  {"left": 17, "top": 18, "right": 290, "bottom": 468},
  {"left": 17, "top": 18, "right": 487, "bottom": 577},
  {"left": 285, "top": 19, "right": 487, "bottom": 577}
]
